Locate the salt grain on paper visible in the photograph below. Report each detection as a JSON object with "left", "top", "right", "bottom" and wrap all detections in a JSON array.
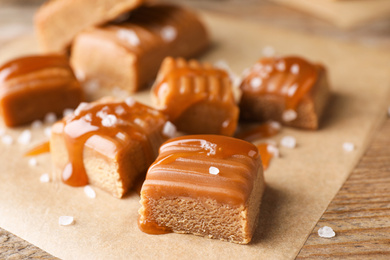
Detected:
[
  {"left": 270, "top": 121, "right": 281, "bottom": 130},
  {"left": 162, "top": 121, "right": 177, "bottom": 138},
  {"left": 17, "top": 130, "right": 32, "bottom": 145},
  {"left": 40, "top": 173, "right": 50, "bottom": 183},
  {"left": 160, "top": 25, "right": 177, "bottom": 42},
  {"left": 318, "top": 226, "right": 336, "bottom": 238},
  {"left": 267, "top": 144, "right": 280, "bottom": 158},
  {"left": 117, "top": 29, "right": 140, "bottom": 46},
  {"left": 31, "top": 120, "right": 43, "bottom": 129},
  {"left": 28, "top": 158, "right": 38, "bottom": 167},
  {"left": 250, "top": 77, "right": 262, "bottom": 89},
  {"left": 262, "top": 46, "right": 275, "bottom": 57},
  {"left": 44, "top": 112, "right": 57, "bottom": 124},
  {"left": 281, "top": 136, "right": 297, "bottom": 149},
  {"left": 84, "top": 185, "right": 96, "bottom": 199},
  {"left": 282, "top": 109, "right": 297, "bottom": 122},
  {"left": 343, "top": 142, "right": 355, "bottom": 152},
  {"left": 209, "top": 166, "right": 220, "bottom": 175},
  {"left": 59, "top": 216, "right": 74, "bottom": 226},
  {"left": 44, "top": 127, "right": 52, "bottom": 137},
  {"left": 2, "top": 135, "right": 13, "bottom": 145}
]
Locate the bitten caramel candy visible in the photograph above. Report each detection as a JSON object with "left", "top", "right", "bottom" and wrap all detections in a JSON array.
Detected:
[
  {"left": 70, "top": 4, "right": 209, "bottom": 93},
  {"left": 152, "top": 57, "right": 239, "bottom": 136},
  {"left": 139, "top": 135, "right": 265, "bottom": 244},
  {"left": 50, "top": 97, "right": 170, "bottom": 198},
  {"left": 34, "top": 0, "right": 144, "bottom": 53},
  {"left": 0, "top": 55, "right": 83, "bottom": 127},
  {"left": 239, "top": 56, "right": 330, "bottom": 130}
]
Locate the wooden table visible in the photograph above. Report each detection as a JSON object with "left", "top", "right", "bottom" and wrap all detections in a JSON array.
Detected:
[{"left": 0, "top": 1, "right": 389, "bottom": 259}]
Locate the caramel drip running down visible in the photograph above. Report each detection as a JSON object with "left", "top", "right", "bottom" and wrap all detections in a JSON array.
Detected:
[
  {"left": 0, "top": 55, "right": 70, "bottom": 82},
  {"left": 138, "top": 216, "right": 172, "bottom": 235},
  {"left": 140, "top": 135, "right": 261, "bottom": 234},
  {"left": 153, "top": 67, "right": 230, "bottom": 121},
  {"left": 61, "top": 101, "right": 162, "bottom": 187},
  {"left": 256, "top": 143, "right": 273, "bottom": 170},
  {"left": 24, "top": 141, "right": 50, "bottom": 156},
  {"left": 240, "top": 56, "right": 319, "bottom": 110},
  {"left": 236, "top": 122, "right": 281, "bottom": 142}
]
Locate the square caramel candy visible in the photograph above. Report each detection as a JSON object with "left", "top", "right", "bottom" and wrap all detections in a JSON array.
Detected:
[
  {"left": 239, "top": 56, "right": 330, "bottom": 130},
  {"left": 34, "top": 0, "right": 144, "bottom": 53},
  {"left": 70, "top": 4, "right": 209, "bottom": 93},
  {"left": 151, "top": 57, "right": 239, "bottom": 136},
  {"left": 0, "top": 55, "right": 83, "bottom": 127},
  {"left": 50, "top": 97, "right": 172, "bottom": 198},
  {"left": 139, "top": 135, "right": 265, "bottom": 244}
]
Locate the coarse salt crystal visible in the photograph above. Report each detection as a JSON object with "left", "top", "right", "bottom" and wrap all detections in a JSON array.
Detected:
[
  {"left": 318, "top": 226, "right": 336, "bottom": 238},
  {"left": 59, "top": 216, "right": 74, "bottom": 226},
  {"left": 262, "top": 46, "right": 275, "bottom": 57},
  {"left": 161, "top": 25, "right": 177, "bottom": 42},
  {"left": 209, "top": 166, "right": 219, "bottom": 175},
  {"left": 287, "top": 84, "right": 298, "bottom": 97},
  {"left": 222, "top": 120, "right": 230, "bottom": 129},
  {"left": 83, "top": 80, "right": 99, "bottom": 94},
  {"left": 44, "top": 127, "right": 52, "bottom": 137},
  {"left": 343, "top": 142, "right": 355, "bottom": 152},
  {"left": 101, "top": 114, "right": 118, "bottom": 127},
  {"left": 75, "top": 102, "right": 89, "bottom": 116},
  {"left": 28, "top": 158, "right": 38, "bottom": 167},
  {"left": 31, "top": 120, "right": 43, "bottom": 129},
  {"left": 290, "top": 64, "right": 300, "bottom": 74},
  {"left": 115, "top": 106, "right": 125, "bottom": 115},
  {"left": 2, "top": 135, "right": 13, "bottom": 145},
  {"left": 281, "top": 136, "right": 296, "bottom": 149},
  {"left": 248, "top": 150, "right": 257, "bottom": 157},
  {"left": 116, "top": 132, "right": 126, "bottom": 141},
  {"left": 118, "top": 29, "right": 140, "bottom": 46},
  {"left": 282, "top": 109, "right": 297, "bottom": 122},
  {"left": 63, "top": 108, "right": 74, "bottom": 118},
  {"left": 276, "top": 61, "right": 286, "bottom": 71},
  {"left": 40, "top": 173, "right": 50, "bottom": 183},
  {"left": 125, "top": 97, "right": 136, "bottom": 107},
  {"left": 18, "top": 130, "right": 32, "bottom": 145},
  {"left": 44, "top": 112, "right": 57, "bottom": 124},
  {"left": 84, "top": 185, "right": 96, "bottom": 199},
  {"left": 270, "top": 121, "right": 281, "bottom": 130},
  {"left": 201, "top": 141, "right": 217, "bottom": 156},
  {"left": 267, "top": 144, "right": 280, "bottom": 158},
  {"left": 250, "top": 77, "right": 262, "bottom": 89},
  {"left": 162, "top": 121, "right": 177, "bottom": 138}
]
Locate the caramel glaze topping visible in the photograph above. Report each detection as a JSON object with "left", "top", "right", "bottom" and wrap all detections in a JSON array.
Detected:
[
  {"left": 240, "top": 56, "right": 319, "bottom": 110},
  {"left": 152, "top": 57, "right": 238, "bottom": 136},
  {"left": 61, "top": 99, "right": 167, "bottom": 187},
  {"left": 256, "top": 143, "right": 273, "bottom": 170},
  {"left": 236, "top": 121, "right": 280, "bottom": 142},
  {"left": 25, "top": 141, "right": 50, "bottom": 156},
  {"left": 139, "top": 135, "right": 262, "bottom": 234}
]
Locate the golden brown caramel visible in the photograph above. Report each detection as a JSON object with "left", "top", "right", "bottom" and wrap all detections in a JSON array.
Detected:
[
  {"left": 138, "top": 216, "right": 172, "bottom": 235},
  {"left": 0, "top": 55, "right": 83, "bottom": 127},
  {"left": 240, "top": 56, "right": 319, "bottom": 111},
  {"left": 256, "top": 143, "right": 273, "bottom": 170},
  {"left": 25, "top": 141, "right": 50, "bottom": 156},
  {"left": 139, "top": 135, "right": 262, "bottom": 234},
  {"left": 60, "top": 99, "right": 167, "bottom": 187},
  {"left": 236, "top": 121, "right": 281, "bottom": 142}
]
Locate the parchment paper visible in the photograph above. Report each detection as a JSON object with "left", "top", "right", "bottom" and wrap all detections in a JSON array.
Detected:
[
  {"left": 269, "top": 0, "right": 390, "bottom": 29},
  {"left": 1, "top": 13, "right": 390, "bottom": 259}
]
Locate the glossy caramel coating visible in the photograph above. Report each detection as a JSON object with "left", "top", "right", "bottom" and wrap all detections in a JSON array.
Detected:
[
  {"left": 139, "top": 135, "right": 264, "bottom": 241},
  {"left": 239, "top": 56, "right": 330, "bottom": 129},
  {"left": 152, "top": 57, "right": 239, "bottom": 136},
  {"left": 0, "top": 55, "right": 83, "bottom": 127}
]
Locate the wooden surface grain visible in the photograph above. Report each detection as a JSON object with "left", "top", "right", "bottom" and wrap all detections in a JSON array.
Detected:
[
  {"left": 297, "top": 119, "right": 390, "bottom": 259},
  {"left": 1, "top": 0, "right": 390, "bottom": 259}
]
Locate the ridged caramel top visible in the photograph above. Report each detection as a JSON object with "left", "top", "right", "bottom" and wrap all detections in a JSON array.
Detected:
[
  {"left": 152, "top": 57, "right": 238, "bottom": 136},
  {"left": 0, "top": 55, "right": 78, "bottom": 96},
  {"left": 60, "top": 98, "right": 167, "bottom": 187},
  {"left": 141, "top": 135, "right": 262, "bottom": 206},
  {"left": 240, "top": 56, "right": 319, "bottom": 110}
]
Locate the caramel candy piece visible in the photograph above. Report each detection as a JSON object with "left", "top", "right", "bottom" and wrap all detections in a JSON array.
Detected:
[
  {"left": 152, "top": 57, "right": 239, "bottom": 136},
  {"left": 139, "top": 135, "right": 265, "bottom": 244},
  {"left": 70, "top": 4, "right": 209, "bottom": 93},
  {"left": 239, "top": 56, "right": 330, "bottom": 130},
  {"left": 50, "top": 97, "right": 169, "bottom": 198},
  {"left": 0, "top": 55, "right": 83, "bottom": 127},
  {"left": 34, "top": 0, "right": 144, "bottom": 53}
]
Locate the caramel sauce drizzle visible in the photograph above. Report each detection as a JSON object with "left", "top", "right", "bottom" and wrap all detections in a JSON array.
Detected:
[
  {"left": 236, "top": 121, "right": 280, "bottom": 142},
  {"left": 256, "top": 143, "right": 273, "bottom": 170},
  {"left": 153, "top": 67, "right": 230, "bottom": 121},
  {"left": 0, "top": 55, "right": 70, "bottom": 83},
  {"left": 61, "top": 100, "right": 164, "bottom": 187},
  {"left": 240, "top": 56, "right": 319, "bottom": 110},
  {"left": 140, "top": 135, "right": 261, "bottom": 234},
  {"left": 24, "top": 141, "right": 50, "bottom": 156}
]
